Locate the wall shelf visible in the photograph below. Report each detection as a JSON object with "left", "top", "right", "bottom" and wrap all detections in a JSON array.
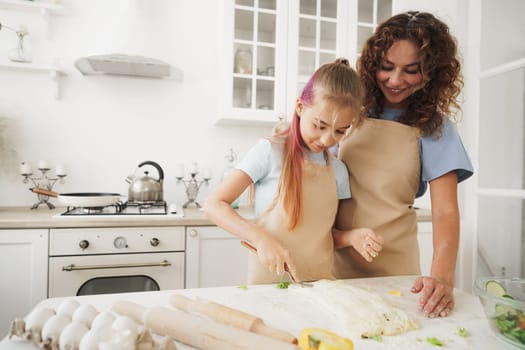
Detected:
[
  {"left": 0, "top": 60, "right": 67, "bottom": 99},
  {"left": 0, "top": 0, "right": 65, "bottom": 15}
]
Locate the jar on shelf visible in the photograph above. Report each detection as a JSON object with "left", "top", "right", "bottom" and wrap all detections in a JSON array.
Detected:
[{"left": 234, "top": 48, "right": 252, "bottom": 74}]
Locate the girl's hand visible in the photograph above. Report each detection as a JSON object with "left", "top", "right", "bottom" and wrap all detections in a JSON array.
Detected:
[
  {"left": 347, "top": 228, "right": 383, "bottom": 262},
  {"left": 411, "top": 276, "right": 454, "bottom": 318},
  {"left": 255, "top": 236, "right": 296, "bottom": 276}
]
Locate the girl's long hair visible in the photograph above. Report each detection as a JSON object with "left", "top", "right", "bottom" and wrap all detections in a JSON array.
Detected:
[{"left": 274, "top": 58, "right": 362, "bottom": 230}]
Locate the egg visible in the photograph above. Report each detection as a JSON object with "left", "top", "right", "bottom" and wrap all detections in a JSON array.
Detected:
[
  {"left": 57, "top": 299, "right": 80, "bottom": 318},
  {"left": 41, "top": 314, "right": 71, "bottom": 344},
  {"left": 79, "top": 327, "right": 111, "bottom": 350},
  {"left": 91, "top": 311, "right": 116, "bottom": 331},
  {"left": 25, "top": 306, "right": 55, "bottom": 333},
  {"left": 72, "top": 304, "right": 98, "bottom": 327},
  {"left": 111, "top": 316, "right": 138, "bottom": 341},
  {"left": 59, "top": 321, "right": 89, "bottom": 350}
]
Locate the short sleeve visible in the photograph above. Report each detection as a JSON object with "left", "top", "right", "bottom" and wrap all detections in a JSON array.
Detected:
[
  {"left": 418, "top": 119, "right": 474, "bottom": 196},
  {"left": 332, "top": 158, "right": 351, "bottom": 200},
  {"left": 236, "top": 138, "right": 272, "bottom": 183}
]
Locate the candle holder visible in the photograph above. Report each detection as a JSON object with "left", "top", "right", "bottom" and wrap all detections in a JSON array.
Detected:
[
  {"left": 176, "top": 171, "right": 211, "bottom": 209},
  {"left": 20, "top": 163, "right": 66, "bottom": 210}
]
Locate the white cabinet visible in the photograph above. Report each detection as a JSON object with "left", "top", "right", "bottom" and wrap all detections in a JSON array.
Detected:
[
  {"left": 185, "top": 226, "right": 249, "bottom": 288},
  {"left": 219, "top": 0, "right": 382, "bottom": 126},
  {"left": 0, "top": 229, "right": 48, "bottom": 336}
]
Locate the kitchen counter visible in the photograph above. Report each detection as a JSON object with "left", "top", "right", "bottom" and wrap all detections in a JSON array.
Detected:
[
  {"left": 0, "top": 276, "right": 507, "bottom": 349},
  {"left": 0, "top": 206, "right": 431, "bottom": 229}
]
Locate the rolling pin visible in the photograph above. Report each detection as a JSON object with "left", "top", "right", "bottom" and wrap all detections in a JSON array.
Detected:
[
  {"left": 170, "top": 294, "right": 297, "bottom": 344},
  {"left": 111, "top": 300, "right": 297, "bottom": 350}
]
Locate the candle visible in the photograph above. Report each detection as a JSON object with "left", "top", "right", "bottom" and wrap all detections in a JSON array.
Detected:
[
  {"left": 20, "top": 162, "right": 32, "bottom": 175},
  {"left": 202, "top": 167, "right": 212, "bottom": 180},
  {"left": 190, "top": 162, "right": 198, "bottom": 175},
  {"left": 38, "top": 160, "right": 50, "bottom": 170},
  {"left": 55, "top": 164, "right": 66, "bottom": 176},
  {"left": 175, "top": 163, "right": 185, "bottom": 178}
]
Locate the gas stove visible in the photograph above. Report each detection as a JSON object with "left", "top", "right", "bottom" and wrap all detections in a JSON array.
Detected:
[{"left": 55, "top": 201, "right": 182, "bottom": 217}]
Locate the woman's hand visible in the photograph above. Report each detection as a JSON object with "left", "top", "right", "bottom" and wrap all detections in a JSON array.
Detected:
[
  {"left": 334, "top": 227, "right": 383, "bottom": 262},
  {"left": 411, "top": 276, "right": 454, "bottom": 318},
  {"left": 255, "top": 235, "right": 296, "bottom": 276}
]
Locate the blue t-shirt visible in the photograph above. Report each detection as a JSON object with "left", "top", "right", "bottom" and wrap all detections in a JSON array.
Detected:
[
  {"left": 379, "top": 108, "right": 474, "bottom": 197},
  {"left": 237, "top": 138, "right": 351, "bottom": 216}
]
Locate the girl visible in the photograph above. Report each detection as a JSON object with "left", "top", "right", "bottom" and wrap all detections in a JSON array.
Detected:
[
  {"left": 335, "top": 12, "right": 473, "bottom": 317},
  {"left": 204, "top": 58, "right": 383, "bottom": 284}
]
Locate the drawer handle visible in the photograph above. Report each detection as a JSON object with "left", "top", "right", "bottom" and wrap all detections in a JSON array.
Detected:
[
  {"left": 189, "top": 229, "right": 198, "bottom": 237},
  {"left": 61, "top": 260, "right": 172, "bottom": 271}
]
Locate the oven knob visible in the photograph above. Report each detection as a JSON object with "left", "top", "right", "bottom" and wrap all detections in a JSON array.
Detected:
[
  {"left": 150, "top": 238, "right": 160, "bottom": 247},
  {"left": 114, "top": 236, "right": 128, "bottom": 249},
  {"left": 79, "top": 240, "right": 89, "bottom": 250}
]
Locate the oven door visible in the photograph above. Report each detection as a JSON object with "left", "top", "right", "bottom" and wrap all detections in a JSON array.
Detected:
[{"left": 48, "top": 252, "right": 184, "bottom": 298}]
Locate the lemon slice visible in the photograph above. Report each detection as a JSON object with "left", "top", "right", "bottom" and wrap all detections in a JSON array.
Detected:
[
  {"left": 485, "top": 280, "right": 506, "bottom": 297},
  {"left": 298, "top": 328, "right": 354, "bottom": 350}
]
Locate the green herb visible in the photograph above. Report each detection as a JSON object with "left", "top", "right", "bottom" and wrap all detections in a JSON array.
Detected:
[
  {"left": 416, "top": 337, "right": 422, "bottom": 342},
  {"left": 426, "top": 337, "right": 445, "bottom": 346},
  {"left": 276, "top": 281, "right": 291, "bottom": 289},
  {"left": 361, "top": 334, "right": 382, "bottom": 342},
  {"left": 457, "top": 327, "right": 469, "bottom": 338},
  {"left": 308, "top": 335, "right": 320, "bottom": 348},
  {"left": 237, "top": 284, "right": 248, "bottom": 290}
]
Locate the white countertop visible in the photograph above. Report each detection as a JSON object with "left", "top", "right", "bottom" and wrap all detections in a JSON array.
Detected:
[
  {"left": 0, "top": 276, "right": 509, "bottom": 350},
  {"left": 0, "top": 206, "right": 432, "bottom": 229}
]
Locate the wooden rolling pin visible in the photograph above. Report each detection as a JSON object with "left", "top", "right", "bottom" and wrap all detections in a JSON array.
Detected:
[
  {"left": 170, "top": 294, "right": 297, "bottom": 344},
  {"left": 111, "top": 300, "right": 297, "bottom": 350}
]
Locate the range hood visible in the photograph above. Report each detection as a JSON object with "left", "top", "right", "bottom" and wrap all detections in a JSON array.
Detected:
[{"left": 75, "top": 54, "right": 172, "bottom": 78}]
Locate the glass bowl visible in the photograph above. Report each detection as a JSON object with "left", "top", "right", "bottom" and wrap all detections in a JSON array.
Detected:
[{"left": 473, "top": 277, "right": 525, "bottom": 348}]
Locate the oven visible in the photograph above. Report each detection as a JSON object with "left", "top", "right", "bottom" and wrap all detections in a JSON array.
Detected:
[{"left": 48, "top": 226, "right": 185, "bottom": 298}]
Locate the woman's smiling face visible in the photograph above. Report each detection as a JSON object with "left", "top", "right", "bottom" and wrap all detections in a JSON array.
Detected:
[{"left": 376, "top": 39, "right": 425, "bottom": 108}]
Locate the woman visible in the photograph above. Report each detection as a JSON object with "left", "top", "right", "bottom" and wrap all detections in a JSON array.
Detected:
[
  {"left": 204, "top": 59, "right": 382, "bottom": 284},
  {"left": 334, "top": 11, "right": 473, "bottom": 318}
]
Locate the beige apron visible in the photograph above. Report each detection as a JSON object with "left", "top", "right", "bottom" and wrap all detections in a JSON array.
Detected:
[
  {"left": 334, "top": 118, "right": 422, "bottom": 279},
  {"left": 248, "top": 153, "right": 338, "bottom": 284}
]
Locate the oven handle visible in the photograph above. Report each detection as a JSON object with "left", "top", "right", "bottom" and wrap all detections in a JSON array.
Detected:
[{"left": 61, "top": 260, "right": 172, "bottom": 271}]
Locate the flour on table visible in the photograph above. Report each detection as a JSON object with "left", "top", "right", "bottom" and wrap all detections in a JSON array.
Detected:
[{"left": 290, "top": 279, "right": 418, "bottom": 338}]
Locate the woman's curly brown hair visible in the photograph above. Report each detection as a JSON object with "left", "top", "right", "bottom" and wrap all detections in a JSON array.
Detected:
[{"left": 357, "top": 11, "right": 463, "bottom": 137}]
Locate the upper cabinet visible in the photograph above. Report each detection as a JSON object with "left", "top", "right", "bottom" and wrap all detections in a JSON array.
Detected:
[{"left": 218, "top": 0, "right": 392, "bottom": 126}]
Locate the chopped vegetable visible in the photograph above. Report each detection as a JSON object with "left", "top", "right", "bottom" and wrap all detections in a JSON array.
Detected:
[
  {"left": 387, "top": 289, "right": 402, "bottom": 296},
  {"left": 276, "top": 281, "right": 291, "bottom": 289},
  {"left": 426, "top": 336, "right": 445, "bottom": 346},
  {"left": 486, "top": 280, "right": 506, "bottom": 297},
  {"left": 416, "top": 337, "right": 422, "bottom": 342},
  {"left": 237, "top": 284, "right": 248, "bottom": 290},
  {"left": 457, "top": 327, "right": 469, "bottom": 338}
]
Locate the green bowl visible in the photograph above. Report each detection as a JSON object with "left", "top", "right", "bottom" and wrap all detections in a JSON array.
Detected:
[{"left": 473, "top": 277, "right": 525, "bottom": 349}]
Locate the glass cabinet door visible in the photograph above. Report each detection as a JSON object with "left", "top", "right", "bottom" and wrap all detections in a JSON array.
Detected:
[
  {"left": 356, "top": 0, "right": 392, "bottom": 56},
  {"left": 232, "top": 0, "right": 277, "bottom": 112}
]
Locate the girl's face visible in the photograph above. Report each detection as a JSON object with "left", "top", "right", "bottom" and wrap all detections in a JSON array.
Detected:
[
  {"left": 296, "top": 98, "right": 353, "bottom": 153},
  {"left": 376, "top": 39, "right": 425, "bottom": 108}
]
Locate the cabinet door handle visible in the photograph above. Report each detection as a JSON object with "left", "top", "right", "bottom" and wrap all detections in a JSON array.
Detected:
[{"left": 188, "top": 229, "right": 198, "bottom": 237}]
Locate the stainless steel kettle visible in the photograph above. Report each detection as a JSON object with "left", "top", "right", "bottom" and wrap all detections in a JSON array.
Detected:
[{"left": 126, "top": 161, "right": 164, "bottom": 203}]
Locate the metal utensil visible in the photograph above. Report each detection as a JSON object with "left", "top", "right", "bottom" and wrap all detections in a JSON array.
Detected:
[{"left": 240, "top": 240, "right": 313, "bottom": 287}]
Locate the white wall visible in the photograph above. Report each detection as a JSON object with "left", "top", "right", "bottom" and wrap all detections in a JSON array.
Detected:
[{"left": 0, "top": 0, "right": 272, "bottom": 207}]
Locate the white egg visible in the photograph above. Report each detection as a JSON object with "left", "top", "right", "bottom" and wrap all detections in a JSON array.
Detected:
[
  {"left": 72, "top": 304, "right": 98, "bottom": 327},
  {"left": 25, "top": 306, "right": 55, "bottom": 332},
  {"left": 57, "top": 299, "right": 80, "bottom": 318},
  {"left": 111, "top": 316, "right": 138, "bottom": 340},
  {"left": 59, "top": 321, "right": 89, "bottom": 350},
  {"left": 79, "top": 327, "right": 111, "bottom": 350},
  {"left": 41, "top": 314, "right": 71, "bottom": 343},
  {"left": 91, "top": 311, "right": 116, "bottom": 331}
]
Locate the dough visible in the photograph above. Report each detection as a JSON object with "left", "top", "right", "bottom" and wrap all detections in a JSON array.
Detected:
[{"left": 290, "top": 280, "right": 418, "bottom": 338}]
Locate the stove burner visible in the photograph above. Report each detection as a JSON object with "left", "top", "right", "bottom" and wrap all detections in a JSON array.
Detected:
[{"left": 61, "top": 201, "right": 167, "bottom": 216}]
